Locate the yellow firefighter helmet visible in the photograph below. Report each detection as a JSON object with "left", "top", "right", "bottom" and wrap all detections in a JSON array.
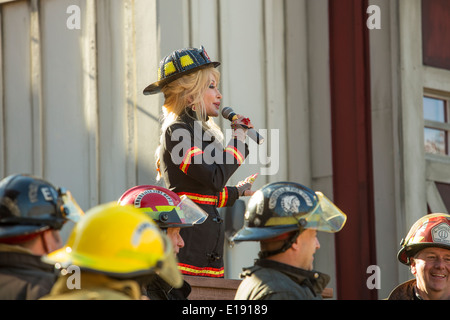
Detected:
[{"left": 45, "top": 202, "right": 183, "bottom": 288}]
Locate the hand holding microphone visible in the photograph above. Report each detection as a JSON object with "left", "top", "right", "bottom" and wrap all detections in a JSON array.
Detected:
[
  {"left": 230, "top": 116, "right": 252, "bottom": 142},
  {"left": 222, "top": 107, "right": 264, "bottom": 145}
]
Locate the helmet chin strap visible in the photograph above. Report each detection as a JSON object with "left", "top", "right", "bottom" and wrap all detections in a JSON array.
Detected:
[
  {"left": 258, "top": 219, "right": 307, "bottom": 259},
  {"left": 258, "top": 230, "right": 300, "bottom": 259},
  {"left": 40, "top": 231, "right": 50, "bottom": 254},
  {"left": 258, "top": 229, "right": 306, "bottom": 260}
]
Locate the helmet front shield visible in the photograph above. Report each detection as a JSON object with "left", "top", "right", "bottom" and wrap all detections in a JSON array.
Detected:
[
  {"left": 142, "top": 195, "right": 207, "bottom": 227},
  {"left": 176, "top": 195, "right": 208, "bottom": 225},
  {"left": 300, "top": 192, "right": 347, "bottom": 233},
  {"left": 232, "top": 189, "right": 347, "bottom": 243},
  {"left": 264, "top": 191, "right": 347, "bottom": 233},
  {"left": 59, "top": 189, "right": 84, "bottom": 223}
]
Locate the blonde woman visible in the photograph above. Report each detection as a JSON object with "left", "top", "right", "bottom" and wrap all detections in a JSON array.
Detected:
[{"left": 144, "top": 46, "right": 257, "bottom": 278}]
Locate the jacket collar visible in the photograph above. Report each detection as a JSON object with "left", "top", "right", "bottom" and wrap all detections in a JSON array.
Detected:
[
  {"left": 0, "top": 244, "right": 55, "bottom": 273},
  {"left": 253, "top": 259, "right": 330, "bottom": 295},
  {"left": 387, "top": 279, "right": 421, "bottom": 300},
  {"left": 179, "top": 107, "right": 209, "bottom": 124}
]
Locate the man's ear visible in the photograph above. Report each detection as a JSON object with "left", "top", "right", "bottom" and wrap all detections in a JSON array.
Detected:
[
  {"left": 410, "top": 257, "right": 417, "bottom": 275},
  {"left": 289, "top": 234, "right": 301, "bottom": 251}
]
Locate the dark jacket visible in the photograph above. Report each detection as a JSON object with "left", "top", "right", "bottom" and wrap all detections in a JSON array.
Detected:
[
  {"left": 144, "top": 275, "right": 191, "bottom": 300},
  {"left": 160, "top": 108, "right": 248, "bottom": 278},
  {"left": 387, "top": 279, "right": 421, "bottom": 300},
  {"left": 235, "top": 259, "right": 330, "bottom": 300},
  {"left": 0, "top": 245, "right": 57, "bottom": 300}
]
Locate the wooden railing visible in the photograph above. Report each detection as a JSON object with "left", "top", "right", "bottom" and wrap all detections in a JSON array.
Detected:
[{"left": 184, "top": 275, "right": 333, "bottom": 300}]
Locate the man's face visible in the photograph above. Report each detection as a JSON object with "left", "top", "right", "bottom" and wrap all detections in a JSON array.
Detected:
[
  {"left": 411, "top": 247, "right": 450, "bottom": 298},
  {"left": 166, "top": 227, "right": 184, "bottom": 255},
  {"left": 295, "top": 229, "right": 320, "bottom": 270}
]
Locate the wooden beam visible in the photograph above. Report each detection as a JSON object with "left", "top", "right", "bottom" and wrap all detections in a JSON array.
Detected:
[{"left": 328, "top": 0, "right": 377, "bottom": 300}]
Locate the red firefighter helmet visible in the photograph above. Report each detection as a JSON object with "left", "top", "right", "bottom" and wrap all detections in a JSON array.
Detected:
[
  {"left": 118, "top": 185, "right": 207, "bottom": 229},
  {"left": 398, "top": 213, "right": 450, "bottom": 265}
]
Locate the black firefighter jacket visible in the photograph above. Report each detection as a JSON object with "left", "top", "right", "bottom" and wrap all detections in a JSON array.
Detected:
[
  {"left": 0, "top": 244, "right": 57, "bottom": 300},
  {"left": 159, "top": 108, "right": 249, "bottom": 278}
]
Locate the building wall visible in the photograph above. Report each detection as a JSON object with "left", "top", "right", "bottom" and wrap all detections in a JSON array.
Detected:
[
  {"left": 0, "top": 0, "right": 371, "bottom": 299},
  {"left": 0, "top": 0, "right": 160, "bottom": 213},
  {"left": 2, "top": 0, "right": 449, "bottom": 299},
  {"left": 369, "top": 0, "right": 450, "bottom": 298},
  {"left": 368, "top": 0, "right": 404, "bottom": 299},
  {"left": 0, "top": 0, "right": 306, "bottom": 273}
]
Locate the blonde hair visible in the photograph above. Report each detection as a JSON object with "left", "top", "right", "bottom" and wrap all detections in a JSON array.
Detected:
[{"left": 155, "top": 67, "right": 223, "bottom": 180}]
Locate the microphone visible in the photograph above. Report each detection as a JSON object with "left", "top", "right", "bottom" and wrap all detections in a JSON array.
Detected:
[{"left": 222, "top": 107, "right": 264, "bottom": 145}]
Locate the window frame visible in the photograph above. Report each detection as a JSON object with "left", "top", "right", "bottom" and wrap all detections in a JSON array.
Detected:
[
  {"left": 423, "top": 90, "right": 450, "bottom": 156},
  {"left": 424, "top": 87, "right": 450, "bottom": 214}
]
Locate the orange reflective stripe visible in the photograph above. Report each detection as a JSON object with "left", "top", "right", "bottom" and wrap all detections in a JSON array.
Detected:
[
  {"left": 217, "top": 187, "right": 228, "bottom": 208},
  {"left": 179, "top": 147, "right": 203, "bottom": 173},
  {"left": 178, "top": 263, "right": 224, "bottom": 278},
  {"left": 225, "top": 146, "right": 244, "bottom": 164},
  {"left": 177, "top": 192, "right": 217, "bottom": 205}
]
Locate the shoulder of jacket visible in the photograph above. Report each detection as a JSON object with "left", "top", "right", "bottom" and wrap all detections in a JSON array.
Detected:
[
  {"left": 166, "top": 120, "right": 192, "bottom": 134},
  {"left": 240, "top": 265, "right": 263, "bottom": 278},
  {"left": 387, "top": 279, "right": 416, "bottom": 300},
  {"left": 237, "top": 267, "right": 309, "bottom": 300}
]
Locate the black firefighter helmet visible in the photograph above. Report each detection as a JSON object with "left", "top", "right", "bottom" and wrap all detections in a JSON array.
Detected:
[
  {"left": 231, "top": 181, "right": 347, "bottom": 243},
  {"left": 0, "top": 174, "right": 84, "bottom": 241}
]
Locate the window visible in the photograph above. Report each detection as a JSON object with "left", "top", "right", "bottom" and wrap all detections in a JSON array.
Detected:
[
  {"left": 424, "top": 94, "right": 450, "bottom": 155},
  {"left": 436, "top": 182, "right": 450, "bottom": 212}
]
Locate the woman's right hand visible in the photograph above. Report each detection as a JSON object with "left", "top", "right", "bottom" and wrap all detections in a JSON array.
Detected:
[
  {"left": 231, "top": 115, "right": 254, "bottom": 142},
  {"left": 236, "top": 173, "right": 258, "bottom": 197}
]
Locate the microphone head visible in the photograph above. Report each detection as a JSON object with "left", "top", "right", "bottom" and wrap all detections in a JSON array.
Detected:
[{"left": 221, "top": 107, "right": 234, "bottom": 120}]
